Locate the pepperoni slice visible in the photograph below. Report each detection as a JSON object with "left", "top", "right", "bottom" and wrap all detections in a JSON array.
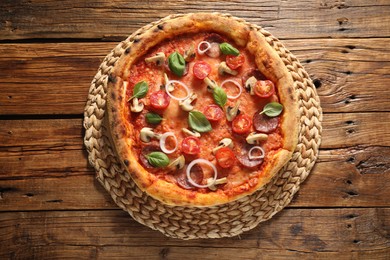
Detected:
[
  {"left": 203, "top": 33, "right": 225, "bottom": 43},
  {"left": 139, "top": 145, "right": 161, "bottom": 169},
  {"left": 253, "top": 110, "right": 280, "bottom": 134},
  {"left": 175, "top": 164, "right": 204, "bottom": 190},
  {"left": 236, "top": 143, "right": 263, "bottom": 168}
]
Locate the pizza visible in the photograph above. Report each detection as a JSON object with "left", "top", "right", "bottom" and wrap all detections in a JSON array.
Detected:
[{"left": 107, "top": 13, "right": 299, "bottom": 206}]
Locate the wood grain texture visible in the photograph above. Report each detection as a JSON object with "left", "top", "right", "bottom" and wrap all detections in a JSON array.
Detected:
[
  {"left": 1, "top": 0, "right": 389, "bottom": 41},
  {"left": 0, "top": 38, "right": 389, "bottom": 115},
  {"left": 0, "top": 209, "right": 389, "bottom": 259}
]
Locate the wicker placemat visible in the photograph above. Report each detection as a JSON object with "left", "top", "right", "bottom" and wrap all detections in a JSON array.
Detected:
[{"left": 83, "top": 13, "right": 322, "bottom": 240}]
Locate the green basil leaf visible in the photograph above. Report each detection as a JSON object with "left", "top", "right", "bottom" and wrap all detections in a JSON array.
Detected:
[
  {"left": 147, "top": 152, "right": 170, "bottom": 168},
  {"left": 188, "top": 111, "right": 212, "bottom": 133},
  {"left": 168, "top": 52, "right": 186, "bottom": 77},
  {"left": 131, "top": 81, "right": 149, "bottom": 100},
  {"left": 219, "top": 42, "right": 240, "bottom": 56},
  {"left": 260, "top": 102, "right": 284, "bottom": 117},
  {"left": 213, "top": 87, "right": 227, "bottom": 108},
  {"left": 145, "top": 112, "right": 163, "bottom": 124}
]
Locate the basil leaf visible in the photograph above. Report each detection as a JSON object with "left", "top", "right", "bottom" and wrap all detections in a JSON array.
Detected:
[
  {"left": 147, "top": 152, "right": 170, "bottom": 168},
  {"left": 219, "top": 42, "right": 239, "bottom": 56},
  {"left": 168, "top": 52, "right": 186, "bottom": 77},
  {"left": 131, "top": 81, "right": 149, "bottom": 100},
  {"left": 213, "top": 87, "right": 227, "bottom": 108},
  {"left": 260, "top": 102, "right": 284, "bottom": 117},
  {"left": 188, "top": 111, "right": 212, "bottom": 133},
  {"left": 145, "top": 112, "right": 163, "bottom": 124}
]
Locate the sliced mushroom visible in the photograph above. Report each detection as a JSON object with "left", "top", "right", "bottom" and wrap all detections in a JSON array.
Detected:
[
  {"left": 167, "top": 155, "right": 185, "bottom": 171},
  {"left": 245, "top": 76, "right": 257, "bottom": 95},
  {"left": 130, "top": 97, "right": 144, "bottom": 113},
  {"left": 226, "top": 101, "right": 241, "bottom": 122},
  {"left": 207, "top": 177, "right": 228, "bottom": 191},
  {"left": 179, "top": 92, "right": 197, "bottom": 112},
  {"left": 246, "top": 132, "right": 268, "bottom": 144},
  {"left": 164, "top": 73, "right": 174, "bottom": 92},
  {"left": 183, "top": 45, "right": 196, "bottom": 62},
  {"left": 145, "top": 52, "right": 165, "bottom": 66},
  {"left": 212, "top": 138, "right": 234, "bottom": 154},
  {"left": 204, "top": 77, "right": 219, "bottom": 92},
  {"left": 218, "top": 62, "right": 238, "bottom": 76},
  {"left": 140, "top": 127, "right": 161, "bottom": 143},
  {"left": 182, "top": 128, "right": 201, "bottom": 137}
]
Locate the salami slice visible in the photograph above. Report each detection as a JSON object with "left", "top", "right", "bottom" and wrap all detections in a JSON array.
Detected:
[
  {"left": 175, "top": 164, "right": 204, "bottom": 190},
  {"left": 253, "top": 110, "right": 280, "bottom": 134},
  {"left": 236, "top": 143, "right": 263, "bottom": 168}
]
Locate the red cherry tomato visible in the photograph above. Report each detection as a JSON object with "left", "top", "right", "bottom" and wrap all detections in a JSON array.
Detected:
[
  {"left": 232, "top": 114, "right": 252, "bottom": 134},
  {"left": 149, "top": 90, "right": 170, "bottom": 110},
  {"left": 203, "top": 104, "right": 224, "bottom": 122},
  {"left": 215, "top": 147, "right": 235, "bottom": 168},
  {"left": 254, "top": 80, "right": 275, "bottom": 98},
  {"left": 226, "top": 53, "right": 245, "bottom": 70},
  {"left": 181, "top": 136, "right": 201, "bottom": 155},
  {"left": 193, "top": 61, "right": 212, "bottom": 80}
]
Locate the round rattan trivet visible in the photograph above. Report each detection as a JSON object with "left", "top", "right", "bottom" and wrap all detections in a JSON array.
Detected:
[{"left": 83, "top": 13, "right": 322, "bottom": 240}]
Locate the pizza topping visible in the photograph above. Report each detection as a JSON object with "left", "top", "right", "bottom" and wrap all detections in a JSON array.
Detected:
[
  {"left": 181, "top": 136, "right": 201, "bottom": 155},
  {"left": 232, "top": 114, "right": 252, "bottom": 134},
  {"left": 219, "top": 42, "right": 240, "bottom": 56},
  {"left": 176, "top": 164, "right": 203, "bottom": 190},
  {"left": 197, "top": 41, "right": 211, "bottom": 55},
  {"left": 183, "top": 44, "right": 196, "bottom": 62},
  {"left": 207, "top": 177, "right": 227, "bottom": 191},
  {"left": 149, "top": 90, "right": 170, "bottom": 110},
  {"left": 218, "top": 61, "right": 238, "bottom": 76},
  {"left": 254, "top": 80, "right": 275, "bottom": 98},
  {"left": 260, "top": 102, "right": 284, "bottom": 117},
  {"left": 236, "top": 144, "right": 263, "bottom": 168},
  {"left": 193, "top": 61, "right": 211, "bottom": 80},
  {"left": 130, "top": 97, "right": 144, "bottom": 113},
  {"left": 212, "top": 138, "right": 234, "bottom": 154},
  {"left": 146, "top": 151, "right": 170, "bottom": 168},
  {"left": 248, "top": 146, "right": 265, "bottom": 160},
  {"left": 244, "top": 76, "right": 257, "bottom": 95},
  {"left": 140, "top": 127, "right": 161, "bottom": 142},
  {"left": 139, "top": 145, "right": 161, "bottom": 169},
  {"left": 188, "top": 111, "right": 212, "bottom": 133},
  {"left": 159, "top": 132, "right": 178, "bottom": 154},
  {"left": 253, "top": 110, "right": 280, "bottom": 134},
  {"left": 186, "top": 159, "right": 218, "bottom": 189},
  {"left": 168, "top": 51, "right": 186, "bottom": 77},
  {"left": 226, "top": 101, "right": 241, "bottom": 121},
  {"left": 145, "top": 112, "right": 163, "bottom": 125},
  {"left": 226, "top": 53, "right": 245, "bottom": 70},
  {"left": 206, "top": 42, "right": 222, "bottom": 58},
  {"left": 167, "top": 155, "right": 185, "bottom": 171},
  {"left": 181, "top": 128, "right": 201, "bottom": 137},
  {"left": 203, "top": 104, "right": 224, "bottom": 122},
  {"left": 129, "top": 81, "right": 149, "bottom": 101},
  {"left": 179, "top": 92, "right": 197, "bottom": 112},
  {"left": 246, "top": 132, "right": 268, "bottom": 144},
  {"left": 204, "top": 77, "right": 219, "bottom": 92},
  {"left": 221, "top": 79, "right": 242, "bottom": 100},
  {"left": 165, "top": 80, "right": 191, "bottom": 101},
  {"left": 145, "top": 52, "right": 166, "bottom": 66},
  {"left": 215, "top": 147, "right": 236, "bottom": 168},
  {"left": 212, "top": 87, "right": 228, "bottom": 108}
]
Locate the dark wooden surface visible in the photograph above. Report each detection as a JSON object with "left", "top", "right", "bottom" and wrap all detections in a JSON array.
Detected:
[{"left": 1, "top": 1, "right": 389, "bottom": 259}]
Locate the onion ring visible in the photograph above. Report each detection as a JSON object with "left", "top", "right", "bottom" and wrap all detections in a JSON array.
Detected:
[
  {"left": 221, "top": 79, "right": 242, "bottom": 100},
  {"left": 159, "top": 132, "right": 178, "bottom": 154},
  {"left": 248, "top": 146, "right": 265, "bottom": 160},
  {"left": 186, "top": 159, "right": 218, "bottom": 189},
  {"left": 165, "top": 80, "right": 191, "bottom": 101},
  {"left": 197, "top": 41, "right": 211, "bottom": 55}
]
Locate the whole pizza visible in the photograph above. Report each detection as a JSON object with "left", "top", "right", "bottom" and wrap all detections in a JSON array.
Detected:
[{"left": 107, "top": 13, "right": 299, "bottom": 206}]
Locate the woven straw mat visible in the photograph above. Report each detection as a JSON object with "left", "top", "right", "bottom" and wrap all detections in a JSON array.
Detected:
[{"left": 83, "top": 13, "right": 322, "bottom": 240}]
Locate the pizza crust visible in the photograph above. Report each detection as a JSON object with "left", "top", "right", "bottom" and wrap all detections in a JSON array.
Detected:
[{"left": 107, "top": 13, "right": 299, "bottom": 207}]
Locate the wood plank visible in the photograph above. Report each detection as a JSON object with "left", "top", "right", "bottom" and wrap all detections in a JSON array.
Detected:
[
  {"left": 0, "top": 208, "right": 389, "bottom": 258},
  {"left": 0, "top": 38, "right": 389, "bottom": 115},
  {"left": 0, "top": 0, "right": 389, "bottom": 41}
]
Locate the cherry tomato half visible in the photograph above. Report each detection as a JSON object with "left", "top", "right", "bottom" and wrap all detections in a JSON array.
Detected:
[
  {"left": 181, "top": 136, "right": 201, "bottom": 155},
  {"left": 149, "top": 90, "right": 170, "bottom": 110},
  {"left": 232, "top": 114, "right": 252, "bottom": 134},
  {"left": 193, "top": 61, "right": 212, "bottom": 80},
  {"left": 215, "top": 147, "right": 236, "bottom": 168},
  {"left": 226, "top": 53, "right": 245, "bottom": 70},
  {"left": 203, "top": 104, "right": 224, "bottom": 122},
  {"left": 254, "top": 80, "right": 275, "bottom": 98}
]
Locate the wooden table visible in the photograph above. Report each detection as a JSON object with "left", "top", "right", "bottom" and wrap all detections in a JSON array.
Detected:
[{"left": 1, "top": 1, "right": 389, "bottom": 259}]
